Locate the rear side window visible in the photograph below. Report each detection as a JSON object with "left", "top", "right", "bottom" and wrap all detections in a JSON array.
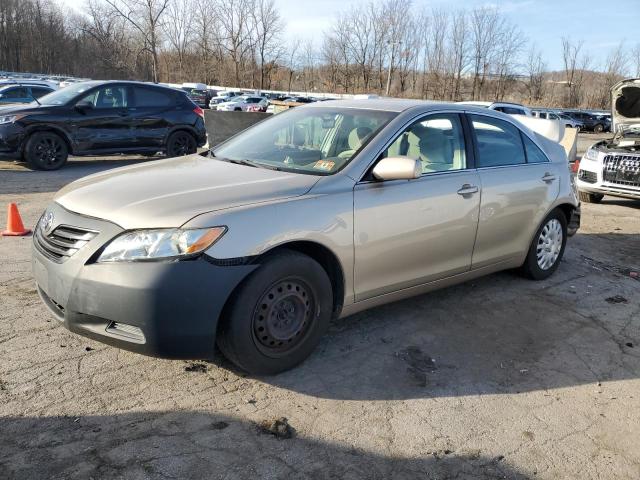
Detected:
[
  {"left": 31, "top": 87, "right": 52, "bottom": 98},
  {"left": 522, "top": 135, "right": 549, "bottom": 163},
  {"left": 134, "top": 87, "right": 174, "bottom": 107},
  {"left": 470, "top": 114, "right": 526, "bottom": 167}
]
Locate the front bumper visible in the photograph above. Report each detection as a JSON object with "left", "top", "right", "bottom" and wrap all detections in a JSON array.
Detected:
[
  {"left": 0, "top": 122, "right": 25, "bottom": 158},
  {"left": 577, "top": 158, "right": 640, "bottom": 200},
  {"left": 32, "top": 203, "right": 256, "bottom": 359}
]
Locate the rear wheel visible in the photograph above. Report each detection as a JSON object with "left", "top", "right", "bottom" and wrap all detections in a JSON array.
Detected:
[
  {"left": 593, "top": 124, "right": 604, "bottom": 134},
  {"left": 166, "top": 131, "right": 197, "bottom": 157},
  {"left": 579, "top": 191, "right": 604, "bottom": 203},
  {"left": 521, "top": 210, "right": 567, "bottom": 280},
  {"left": 217, "top": 250, "right": 332, "bottom": 375},
  {"left": 24, "top": 132, "right": 68, "bottom": 170}
]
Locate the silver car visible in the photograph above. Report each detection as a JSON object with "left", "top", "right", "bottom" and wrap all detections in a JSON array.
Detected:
[{"left": 32, "top": 99, "right": 580, "bottom": 374}]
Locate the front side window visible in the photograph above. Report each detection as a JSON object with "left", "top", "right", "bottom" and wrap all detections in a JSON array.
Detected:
[
  {"left": 2, "top": 87, "right": 28, "bottom": 99},
  {"left": 213, "top": 107, "right": 396, "bottom": 175},
  {"left": 383, "top": 113, "right": 466, "bottom": 173},
  {"left": 470, "top": 114, "right": 526, "bottom": 167},
  {"left": 79, "top": 86, "right": 128, "bottom": 108}
]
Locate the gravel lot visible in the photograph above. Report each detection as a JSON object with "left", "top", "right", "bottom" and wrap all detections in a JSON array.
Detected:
[{"left": 1, "top": 135, "right": 639, "bottom": 479}]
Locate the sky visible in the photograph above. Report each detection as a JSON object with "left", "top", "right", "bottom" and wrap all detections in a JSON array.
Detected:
[{"left": 58, "top": 0, "right": 640, "bottom": 72}]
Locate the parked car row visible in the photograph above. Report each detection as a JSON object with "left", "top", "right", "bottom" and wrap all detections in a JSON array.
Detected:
[{"left": 532, "top": 108, "right": 611, "bottom": 133}]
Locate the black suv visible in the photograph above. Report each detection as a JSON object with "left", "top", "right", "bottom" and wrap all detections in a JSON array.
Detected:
[
  {"left": 0, "top": 80, "right": 208, "bottom": 170},
  {"left": 562, "top": 111, "right": 607, "bottom": 133}
]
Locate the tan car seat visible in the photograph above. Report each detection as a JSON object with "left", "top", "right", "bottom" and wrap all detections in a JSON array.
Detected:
[{"left": 338, "top": 127, "right": 373, "bottom": 158}]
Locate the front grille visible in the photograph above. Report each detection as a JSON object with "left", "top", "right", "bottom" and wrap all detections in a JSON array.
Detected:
[
  {"left": 603, "top": 154, "right": 640, "bottom": 188},
  {"left": 35, "top": 224, "right": 98, "bottom": 263},
  {"left": 578, "top": 169, "right": 597, "bottom": 184}
]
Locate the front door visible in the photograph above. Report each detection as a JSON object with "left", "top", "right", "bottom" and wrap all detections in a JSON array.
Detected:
[
  {"left": 73, "top": 85, "right": 132, "bottom": 152},
  {"left": 353, "top": 113, "right": 481, "bottom": 301}
]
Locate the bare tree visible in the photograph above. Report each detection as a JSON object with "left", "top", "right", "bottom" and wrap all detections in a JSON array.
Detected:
[
  {"left": 524, "top": 45, "right": 546, "bottom": 104},
  {"left": 562, "top": 38, "right": 591, "bottom": 108},
  {"left": 163, "top": 0, "right": 194, "bottom": 81},
  {"left": 102, "top": 0, "right": 169, "bottom": 83},
  {"left": 251, "top": 0, "right": 284, "bottom": 90}
]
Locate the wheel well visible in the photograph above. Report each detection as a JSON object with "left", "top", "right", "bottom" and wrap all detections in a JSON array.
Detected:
[
  {"left": 258, "top": 241, "right": 345, "bottom": 318},
  {"left": 555, "top": 203, "right": 575, "bottom": 224},
  {"left": 22, "top": 128, "right": 73, "bottom": 156}
]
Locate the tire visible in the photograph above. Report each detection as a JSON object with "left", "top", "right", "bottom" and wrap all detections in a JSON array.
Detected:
[
  {"left": 593, "top": 124, "right": 604, "bottom": 134},
  {"left": 521, "top": 209, "right": 567, "bottom": 280},
  {"left": 234, "top": 107, "right": 242, "bottom": 111},
  {"left": 140, "top": 151, "right": 158, "bottom": 157},
  {"left": 24, "top": 132, "right": 68, "bottom": 170},
  {"left": 579, "top": 191, "right": 604, "bottom": 203},
  {"left": 166, "top": 131, "right": 197, "bottom": 157},
  {"left": 217, "top": 250, "right": 333, "bottom": 375}
]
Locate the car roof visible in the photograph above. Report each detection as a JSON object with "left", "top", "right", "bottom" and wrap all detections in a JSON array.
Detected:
[{"left": 304, "top": 98, "right": 479, "bottom": 113}]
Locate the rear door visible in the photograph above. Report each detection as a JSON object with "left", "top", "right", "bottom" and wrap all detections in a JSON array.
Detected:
[
  {"left": 468, "top": 113, "right": 560, "bottom": 268},
  {"left": 73, "top": 85, "right": 133, "bottom": 152},
  {"left": 353, "top": 112, "right": 481, "bottom": 300},
  {"left": 130, "top": 86, "right": 178, "bottom": 148}
]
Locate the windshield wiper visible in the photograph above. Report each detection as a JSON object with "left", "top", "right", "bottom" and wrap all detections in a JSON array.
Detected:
[{"left": 216, "top": 156, "right": 281, "bottom": 170}]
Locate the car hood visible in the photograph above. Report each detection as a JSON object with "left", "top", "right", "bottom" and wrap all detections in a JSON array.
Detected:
[
  {"left": 54, "top": 154, "right": 320, "bottom": 229},
  {"left": 611, "top": 78, "right": 640, "bottom": 136},
  {"left": 0, "top": 102, "right": 50, "bottom": 115}
]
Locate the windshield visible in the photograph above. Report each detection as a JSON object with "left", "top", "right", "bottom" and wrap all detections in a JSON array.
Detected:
[
  {"left": 38, "top": 82, "right": 99, "bottom": 105},
  {"left": 213, "top": 107, "right": 396, "bottom": 175}
]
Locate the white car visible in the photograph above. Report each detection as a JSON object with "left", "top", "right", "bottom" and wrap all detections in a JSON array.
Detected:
[
  {"left": 216, "top": 95, "right": 268, "bottom": 112},
  {"left": 459, "top": 101, "right": 533, "bottom": 117},
  {"left": 577, "top": 78, "right": 640, "bottom": 202}
]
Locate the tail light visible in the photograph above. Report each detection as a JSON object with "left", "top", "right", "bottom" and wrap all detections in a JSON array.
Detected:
[
  {"left": 571, "top": 159, "right": 580, "bottom": 173},
  {"left": 193, "top": 106, "right": 204, "bottom": 119}
]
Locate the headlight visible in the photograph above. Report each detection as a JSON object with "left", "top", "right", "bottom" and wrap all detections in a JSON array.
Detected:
[
  {"left": 0, "top": 114, "right": 24, "bottom": 125},
  {"left": 583, "top": 147, "right": 600, "bottom": 161},
  {"left": 97, "top": 227, "right": 226, "bottom": 262}
]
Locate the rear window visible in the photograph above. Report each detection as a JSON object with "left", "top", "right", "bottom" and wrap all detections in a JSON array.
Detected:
[{"left": 134, "top": 87, "right": 174, "bottom": 107}]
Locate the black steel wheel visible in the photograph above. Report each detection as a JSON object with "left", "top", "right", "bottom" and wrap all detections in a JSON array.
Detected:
[
  {"left": 217, "top": 250, "right": 333, "bottom": 375},
  {"left": 24, "top": 132, "right": 68, "bottom": 170},
  {"left": 166, "top": 131, "right": 197, "bottom": 157},
  {"left": 252, "top": 278, "right": 316, "bottom": 356}
]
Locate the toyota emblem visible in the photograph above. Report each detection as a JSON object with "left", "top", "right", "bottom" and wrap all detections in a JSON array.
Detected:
[{"left": 40, "top": 211, "right": 54, "bottom": 234}]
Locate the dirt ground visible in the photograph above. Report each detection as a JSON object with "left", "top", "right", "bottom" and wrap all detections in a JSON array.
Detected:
[{"left": 1, "top": 135, "right": 639, "bottom": 479}]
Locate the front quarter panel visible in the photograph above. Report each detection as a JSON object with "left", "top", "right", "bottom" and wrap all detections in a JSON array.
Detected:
[{"left": 184, "top": 174, "right": 356, "bottom": 304}]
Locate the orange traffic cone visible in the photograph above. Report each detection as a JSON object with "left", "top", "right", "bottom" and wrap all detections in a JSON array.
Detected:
[{"left": 2, "top": 203, "right": 32, "bottom": 236}]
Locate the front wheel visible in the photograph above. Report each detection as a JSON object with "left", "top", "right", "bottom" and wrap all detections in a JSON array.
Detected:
[
  {"left": 593, "top": 124, "right": 604, "bottom": 134},
  {"left": 521, "top": 210, "right": 567, "bottom": 280},
  {"left": 216, "top": 250, "right": 333, "bottom": 375},
  {"left": 166, "top": 131, "right": 197, "bottom": 157},
  {"left": 24, "top": 132, "right": 68, "bottom": 170}
]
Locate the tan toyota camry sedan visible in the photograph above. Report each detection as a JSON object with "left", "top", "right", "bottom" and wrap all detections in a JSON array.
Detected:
[{"left": 32, "top": 99, "right": 580, "bottom": 374}]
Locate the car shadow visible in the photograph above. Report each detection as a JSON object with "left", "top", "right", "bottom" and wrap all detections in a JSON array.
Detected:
[
  {"left": 0, "top": 411, "right": 531, "bottom": 479},
  {"left": 600, "top": 197, "right": 640, "bottom": 209},
  {"left": 210, "top": 233, "right": 639, "bottom": 401}
]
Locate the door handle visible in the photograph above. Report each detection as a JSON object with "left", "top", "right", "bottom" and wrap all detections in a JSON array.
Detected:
[
  {"left": 542, "top": 172, "right": 556, "bottom": 183},
  {"left": 457, "top": 184, "right": 479, "bottom": 196}
]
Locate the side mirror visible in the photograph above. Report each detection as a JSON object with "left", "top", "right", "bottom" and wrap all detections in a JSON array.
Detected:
[
  {"left": 372, "top": 156, "right": 421, "bottom": 181},
  {"left": 75, "top": 100, "right": 94, "bottom": 112}
]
